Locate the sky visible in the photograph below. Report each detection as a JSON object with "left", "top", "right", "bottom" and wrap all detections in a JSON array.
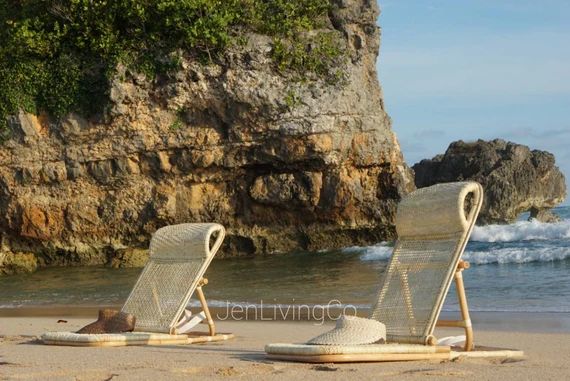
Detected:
[{"left": 377, "top": 0, "right": 570, "bottom": 204}]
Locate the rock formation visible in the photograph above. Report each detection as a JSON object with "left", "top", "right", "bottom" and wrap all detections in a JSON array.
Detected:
[
  {"left": 0, "top": 1, "right": 414, "bottom": 273},
  {"left": 528, "top": 207, "right": 561, "bottom": 223},
  {"left": 413, "top": 139, "right": 566, "bottom": 224}
]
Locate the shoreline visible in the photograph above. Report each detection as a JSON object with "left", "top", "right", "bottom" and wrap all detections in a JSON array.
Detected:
[
  {"left": 1, "top": 306, "right": 569, "bottom": 333},
  {"left": 1, "top": 317, "right": 570, "bottom": 380}
]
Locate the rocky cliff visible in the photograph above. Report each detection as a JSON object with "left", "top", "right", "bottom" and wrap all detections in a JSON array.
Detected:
[
  {"left": 0, "top": 1, "right": 414, "bottom": 274},
  {"left": 413, "top": 139, "right": 566, "bottom": 224}
]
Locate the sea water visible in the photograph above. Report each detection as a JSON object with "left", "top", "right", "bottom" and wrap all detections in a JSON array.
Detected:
[{"left": 1, "top": 206, "right": 569, "bottom": 316}]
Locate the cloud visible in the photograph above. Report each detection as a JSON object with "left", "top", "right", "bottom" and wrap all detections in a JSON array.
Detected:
[{"left": 377, "top": 0, "right": 570, "bottom": 196}]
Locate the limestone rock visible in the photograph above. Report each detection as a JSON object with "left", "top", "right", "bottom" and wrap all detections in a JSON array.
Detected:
[
  {"left": 8, "top": 111, "right": 42, "bottom": 140},
  {"left": 109, "top": 248, "right": 149, "bottom": 268},
  {"left": 0, "top": 252, "right": 38, "bottom": 275},
  {"left": 250, "top": 172, "right": 322, "bottom": 207},
  {"left": 19, "top": 203, "right": 65, "bottom": 240},
  {"left": 528, "top": 208, "right": 561, "bottom": 223},
  {"left": 413, "top": 139, "right": 567, "bottom": 224},
  {"left": 0, "top": 1, "right": 414, "bottom": 272}
]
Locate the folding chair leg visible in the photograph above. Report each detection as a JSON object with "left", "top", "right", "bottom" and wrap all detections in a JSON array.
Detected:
[
  {"left": 436, "top": 260, "right": 474, "bottom": 351},
  {"left": 196, "top": 278, "right": 216, "bottom": 336}
]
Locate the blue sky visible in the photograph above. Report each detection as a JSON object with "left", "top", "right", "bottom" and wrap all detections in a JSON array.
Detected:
[{"left": 377, "top": 1, "right": 569, "bottom": 204}]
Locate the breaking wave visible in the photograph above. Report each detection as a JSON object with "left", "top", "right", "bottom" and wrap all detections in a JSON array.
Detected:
[
  {"left": 463, "top": 246, "right": 570, "bottom": 264},
  {"left": 343, "top": 243, "right": 393, "bottom": 261},
  {"left": 471, "top": 219, "right": 570, "bottom": 242},
  {"left": 351, "top": 209, "right": 570, "bottom": 265},
  {"left": 355, "top": 242, "right": 570, "bottom": 265}
]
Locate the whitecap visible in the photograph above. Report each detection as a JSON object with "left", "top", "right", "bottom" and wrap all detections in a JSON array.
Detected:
[
  {"left": 342, "top": 243, "right": 393, "bottom": 261},
  {"left": 471, "top": 219, "right": 570, "bottom": 242},
  {"left": 463, "top": 246, "right": 570, "bottom": 264},
  {"left": 349, "top": 234, "right": 570, "bottom": 265}
]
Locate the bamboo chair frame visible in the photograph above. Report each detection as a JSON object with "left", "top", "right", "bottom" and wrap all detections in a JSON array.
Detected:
[
  {"left": 436, "top": 260, "right": 473, "bottom": 351},
  {"left": 196, "top": 278, "right": 216, "bottom": 336},
  {"left": 266, "top": 182, "right": 524, "bottom": 363},
  {"left": 41, "top": 223, "right": 233, "bottom": 347}
]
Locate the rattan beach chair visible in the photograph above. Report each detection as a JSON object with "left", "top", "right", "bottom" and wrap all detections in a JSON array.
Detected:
[
  {"left": 42, "top": 223, "right": 234, "bottom": 347},
  {"left": 266, "top": 182, "right": 523, "bottom": 362}
]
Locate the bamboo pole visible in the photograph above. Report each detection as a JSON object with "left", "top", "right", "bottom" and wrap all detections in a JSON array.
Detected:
[
  {"left": 435, "top": 260, "right": 473, "bottom": 351},
  {"left": 454, "top": 265, "right": 473, "bottom": 351},
  {"left": 196, "top": 278, "right": 216, "bottom": 336}
]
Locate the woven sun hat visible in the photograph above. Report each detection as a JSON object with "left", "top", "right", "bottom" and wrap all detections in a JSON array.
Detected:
[
  {"left": 76, "top": 309, "right": 136, "bottom": 334},
  {"left": 306, "top": 315, "right": 386, "bottom": 345}
]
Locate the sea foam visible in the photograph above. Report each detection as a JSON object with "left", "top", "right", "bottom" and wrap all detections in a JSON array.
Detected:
[
  {"left": 471, "top": 219, "right": 570, "bottom": 242},
  {"left": 351, "top": 216, "right": 570, "bottom": 265},
  {"left": 355, "top": 243, "right": 570, "bottom": 265},
  {"left": 343, "top": 243, "right": 393, "bottom": 261},
  {"left": 463, "top": 246, "right": 570, "bottom": 264}
]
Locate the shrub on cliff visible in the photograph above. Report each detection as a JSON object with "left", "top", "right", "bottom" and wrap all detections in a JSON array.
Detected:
[{"left": 0, "top": 0, "right": 345, "bottom": 129}]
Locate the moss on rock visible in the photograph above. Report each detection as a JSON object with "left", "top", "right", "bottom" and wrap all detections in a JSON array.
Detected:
[
  {"left": 0, "top": 252, "right": 39, "bottom": 275},
  {"left": 0, "top": 0, "right": 345, "bottom": 131},
  {"left": 109, "top": 248, "right": 149, "bottom": 268}
]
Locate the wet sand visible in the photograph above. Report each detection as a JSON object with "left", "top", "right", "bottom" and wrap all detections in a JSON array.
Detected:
[{"left": 1, "top": 316, "right": 570, "bottom": 380}]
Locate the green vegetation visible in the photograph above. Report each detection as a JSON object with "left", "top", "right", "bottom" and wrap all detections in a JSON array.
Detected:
[
  {"left": 169, "top": 107, "right": 186, "bottom": 131},
  {"left": 284, "top": 88, "right": 302, "bottom": 110},
  {"left": 0, "top": 0, "right": 346, "bottom": 129},
  {"left": 272, "top": 32, "right": 345, "bottom": 83}
]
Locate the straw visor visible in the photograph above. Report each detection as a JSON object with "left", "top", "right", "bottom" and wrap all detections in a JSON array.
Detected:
[{"left": 307, "top": 316, "right": 386, "bottom": 345}]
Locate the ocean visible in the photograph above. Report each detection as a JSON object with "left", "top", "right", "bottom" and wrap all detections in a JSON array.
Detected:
[{"left": 1, "top": 206, "right": 569, "bottom": 318}]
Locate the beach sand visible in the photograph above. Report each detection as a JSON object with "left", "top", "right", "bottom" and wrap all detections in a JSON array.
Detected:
[{"left": 1, "top": 316, "right": 570, "bottom": 380}]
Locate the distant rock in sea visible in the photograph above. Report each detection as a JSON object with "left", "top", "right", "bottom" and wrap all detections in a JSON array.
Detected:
[{"left": 412, "top": 139, "right": 567, "bottom": 224}]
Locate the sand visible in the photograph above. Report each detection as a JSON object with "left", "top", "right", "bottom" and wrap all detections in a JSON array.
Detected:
[{"left": 1, "top": 316, "right": 570, "bottom": 380}]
